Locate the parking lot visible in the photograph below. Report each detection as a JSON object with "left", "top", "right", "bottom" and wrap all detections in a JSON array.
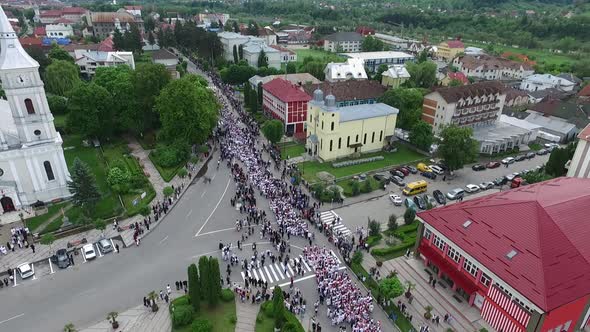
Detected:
[{"left": 330, "top": 153, "right": 551, "bottom": 231}]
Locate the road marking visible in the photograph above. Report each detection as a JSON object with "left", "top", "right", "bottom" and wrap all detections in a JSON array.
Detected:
[
  {"left": 159, "top": 236, "right": 169, "bottom": 244},
  {"left": 12, "top": 269, "right": 17, "bottom": 287},
  {"left": 96, "top": 244, "right": 103, "bottom": 258},
  {"left": 195, "top": 178, "right": 231, "bottom": 237},
  {"left": 287, "top": 263, "right": 295, "bottom": 276},
  {"left": 240, "top": 271, "right": 245, "bottom": 281},
  {"left": 282, "top": 263, "right": 290, "bottom": 277},
  {"left": 258, "top": 268, "right": 266, "bottom": 283},
  {"left": 211, "top": 174, "right": 216, "bottom": 181},
  {"left": 187, "top": 209, "right": 193, "bottom": 218},
  {"left": 48, "top": 258, "right": 54, "bottom": 274},
  {"left": 269, "top": 264, "right": 278, "bottom": 281},
  {"left": 31, "top": 264, "right": 36, "bottom": 280},
  {"left": 274, "top": 263, "right": 284, "bottom": 280},
  {"left": 264, "top": 266, "right": 273, "bottom": 283},
  {"left": 81, "top": 248, "right": 87, "bottom": 263},
  {"left": 78, "top": 288, "right": 97, "bottom": 297},
  {"left": 110, "top": 239, "right": 117, "bottom": 253},
  {"left": 277, "top": 274, "right": 317, "bottom": 288},
  {"left": 190, "top": 242, "right": 271, "bottom": 258},
  {"left": 200, "top": 190, "right": 207, "bottom": 198},
  {"left": 0, "top": 313, "right": 24, "bottom": 325},
  {"left": 195, "top": 226, "right": 238, "bottom": 237},
  {"left": 299, "top": 255, "right": 311, "bottom": 272}
]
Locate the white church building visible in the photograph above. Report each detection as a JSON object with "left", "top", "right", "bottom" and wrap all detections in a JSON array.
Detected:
[{"left": 0, "top": 6, "right": 71, "bottom": 215}]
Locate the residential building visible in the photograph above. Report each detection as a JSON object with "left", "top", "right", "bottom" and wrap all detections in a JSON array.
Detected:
[
  {"left": 342, "top": 51, "right": 414, "bottom": 72},
  {"left": 242, "top": 40, "right": 280, "bottom": 69},
  {"left": 324, "top": 59, "right": 368, "bottom": 82},
  {"left": 151, "top": 48, "right": 179, "bottom": 79},
  {"left": 441, "top": 71, "right": 469, "bottom": 86},
  {"left": 567, "top": 124, "right": 590, "bottom": 178},
  {"left": 39, "top": 10, "right": 62, "bottom": 24},
  {"left": 520, "top": 74, "right": 576, "bottom": 92},
  {"left": 86, "top": 10, "right": 144, "bottom": 39},
  {"left": 74, "top": 50, "right": 135, "bottom": 77},
  {"left": 437, "top": 40, "right": 465, "bottom": 61},
  {"left": 278, "top": 29, "right": 312, "bottom": 45},
  {"left": 422, "top": 81, "right": 535, "bottom": 154},
  {"left": 33, "top": 26, "right": 45, "bottom": 37},
  {"left": 453, "top": 55, "right": 535, "bottom": 80},
  {"left": 381, "top": 65, "right": 411, "bottom": 88},
  {"left": 18, "top": 37, "right": 43, "bottom": 49},
  {"left": 256, "top": 27, "right": 277, "bottom": 46},
  {"left": 262, "top": 78, "right": 312, "bottom": 135},
  {"left": 306, "top": 89, "right": 398, "bottom": 161},
  {"left": 0, "top": 6, "right": 71, "bottom": 213},
  {"left": 270, "top": 45, "right": 296, "bottom": 63},
  {"left": 323, "top": 31, "right": 363, "bottom": 53},
  {"left": 522, "top": 110, "right": 579, "bottom": 142},
  {"left": 374, "top": 33, "right": 416, "bottom": 50},
  {"left": 504, "top": 88, "right": 529, "bottom": 107},
  {"left": 218, "top": 32, "right": 251, "bottom": 62},
  {"left": 302, "top": 80, "right": 387, "bottom": 107},
  {"left": 415, "top": 177, "right": 590, "bottom": 332},
  {"left": 527, "top": 98, "right": 590, "bottom": 131},
  {"left": 61, "top": 7, "right": 87, "bottom": 23},
  {"left": 124, "top": 5, "right": 142, "bottom": 17},
  {"left": 45, "top": 23, "right": 73, "bottom": 38},
  {"left": 196, "top": 13, "right": 229, "bottom": 26},
  {"left": 464, "top": 46, "right": 484, "bottom": 55},
  {"left": 248, "top": 73, "right": 321, "bottom": 90}
]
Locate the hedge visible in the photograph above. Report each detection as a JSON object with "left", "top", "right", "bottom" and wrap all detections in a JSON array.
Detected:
[
  {"left": 221, "top": 288, "right": 235, "bottom": 302},
  {"left": 191, "top": 318, "right": 213, "bottom": 332},
  {"left": 332, "top": 156, "right": 384, "bottom": 168},
  {"left": 259, "top": 301, "right": 305, "bottom": 332},
  {"left": 371, "top": 222, "right": 419, "bottom": 258},
  {"left": 366, "top": 234, "right": 382, "bottom": 247},
  {"left": 172, "top": 304, "right": 194, "bottom": 328}
]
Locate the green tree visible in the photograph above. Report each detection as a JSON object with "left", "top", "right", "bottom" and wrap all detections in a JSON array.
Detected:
[
  {"left": 157, "top": 75, "right": 219, "bottom": 146},
  {"left": 405, "top": 61, "right": 437, "bottom": 89},
  {"left": 48, "top": 44, "right": 74, "bottom": 63},
  {"left": 362, "top": 36, "right": 385, "bottom": 52},
  {"left": 417, "top": 49, "right": 429, "bottom": 63},
  {"left": 378, "top": 87, "right": 424, "bottom": 130},
  {"left": 409, "top": 120, "right": 434, "bottom": 151},
  {"left": 244, "top": 83, "right": 252, "bottom": 108},
  {"left": 523, "top": 169, "right": 553, "bottom": 184},
  {"left": 124, "top": 24, "right": 143, "bottom": 54},
  {"left": 438, "top": 125, "right": 478, "bottom": 172},
  {"left": 188, "top": 263, "right": 200, "bottom": 311},
  {"left": 26, "top": 46, "right": 51, "bottom": 77},
  {"left": 388, "top": 214, "right": 398, "bottom": 231},
  {"left": 232, "top": 20, "right": 239, "bottom": 33},
  {"left": 63, "top": 323, "right": 77, "bottom": 332},
  {"left": 40, "top": 233, "right": 56, "bottom": 253},
  {"left": 44, "top": 60, "right": 80, "bottom": 96},
  {"left": 373, "top": 64, "right": 389, "bottom": 82},
  {"left": 47, "top": 94, "right": 68, "bottom": 115},
  {"left": 208, "top": 257, "right": 221, "bottom": 306},
  {"left": 113, "top": 28, "right": 125, "bottom": 51},
  {"left": 67, "top": 82, "right": 114, "bottom": 139},
  {"left": 272, "top": 286, "right": 286, "bottom": 326},
  {"left": 133, "top": 63, "right": 172, "bottom": 132},
  {"left": 261, "top": 120, "right": 284, "bottom": 144},
  {"left": 286, "top": 62, "right": 297, "bottom": 74},
  {"left": 238, "top": 44, "right": 243, "bottom": 60},
  {"left": 163, "top": 186, "right": 174, "bottom": 197},
  {"left": 94, "top": 219, "right": 106, "bottom": 236},
  {"left": 232, "top": 45, "right": 238, "bottom": 63},
  {"left": 94, "top": 66, "right": 137, "bottom": 133},
  {"left": 67, "top": 158, "right": 101, "bottom": 215},
  {"left": 404, "top": 208, "right": 416, "bottom": 225},
  {"left": 368, "top": 218, "right": 381, "bottom": 237},
  {"left": 219, "top": 64, "right": 257, "bottom": 85},
  {"left": 148, "top": 31, "right": 155, "bottom": 46},
  {"left": 300, "top": 60, "right": 326, "bottom": 80},
  {"left": 198, "top": 256, "right": 209, "bottom": 300},
  {"left": 378, "top": 276, "right": 404, "bottom": 300},
  {"left": 545, "top": 147, "right": 570, "bottom": 177},
  {"left": 257, "top": 49, "right": 268, "bottom": 68},
  {"left": 449, "top": 79, "right": 463, "bottom": 86}
]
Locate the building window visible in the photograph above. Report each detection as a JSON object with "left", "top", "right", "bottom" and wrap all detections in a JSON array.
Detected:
[
  {"left": 447, "top": 247, "right": 461, "bottom": 263},
  {"left": 331, "top": 122, "right": 334, "bottom": 131},
  {"left": 338, "top": 137, "right": 341, "bottom": 149},
  {"left": 424, "top": 229, "right": 432, "bottom": 240},
  {"left": 433, "top": 235, "right": 445, "bottom": 251},
  {"left": 347, "top": 136, "right": 350, "bottom": 147},
  {"left": 329, "top": 140, "right": 333, "bottom": 152},
  {"left": 355, "top": 134, "right": 359, "bottom": 142},
  {"left": 309, "top": 114, "right": 312, "bottom": 122},
  {"left": 363, "top": 133, "right": 367, "bottom": 144},
  {"left": 44, "top": 161, "right": 55, "bottom": 181},
  {"left": 371, "top": 132, "right": 375, "bottom": 143},
  {"left": 321, "top": 121, "right": 324, "bottom": 130},
  {"left": 463, "top": 259, "right": 478, "bottom": 277},
  {"left": 380, "top": 130, "right": 383, "bottom": 141},
  {"left": 25, "top": 98, "right": 35, "bottom": 114},
  {"left": 480, "top": 273, "right": 491, "bottom": 287}
]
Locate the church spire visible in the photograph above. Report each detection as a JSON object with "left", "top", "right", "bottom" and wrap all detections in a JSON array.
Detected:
[
  {"left": 0, "top": 5, "right": 39, "bottom": 70},
  {"left": 0, "top": 5, "right": 16, "bottom": 36}
]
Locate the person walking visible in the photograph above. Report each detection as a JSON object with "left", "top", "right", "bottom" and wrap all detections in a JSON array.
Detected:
[
  {"left": 166, "top": 284, "right": 171, "bottom": 295},
  {"left": 30, "top": 244, "right": 35, "bottom": 253}
]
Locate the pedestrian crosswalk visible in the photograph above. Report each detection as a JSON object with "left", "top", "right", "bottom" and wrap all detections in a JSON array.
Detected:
[
  {"left": 240, "top": 251, "right": 342, "bottom": 285},
  {"left": 320, "top": 210, "right": 352, "bottom": 237}
]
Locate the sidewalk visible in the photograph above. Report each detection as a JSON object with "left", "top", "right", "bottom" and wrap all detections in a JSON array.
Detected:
[{"left": 235, "top": 299, "right": 258, "bottom": 332}]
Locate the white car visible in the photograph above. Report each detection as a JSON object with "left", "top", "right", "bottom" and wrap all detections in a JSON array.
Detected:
[
  {"left": 479, "top": 182, "right": 494, "bottom": 190},
  {"left": 465, "top": 184, "right": 480, "bottom": 193},
  {"left": 17, "top": 262, "right": 34, "bottom": 279},
  {"left": 429, "top": 165, "right": 444, "bottom": 175},
  {"left": 501, "top": 157, "right": 515, "bottom": 164},
  {"left": 389, "top": 194, "right": 403, "bottom": 206},
  {"left": 82, "top": 244, "right": 96, "bottom": 260},
  {"left": 505, "top": 172, "right": 520, "bottom": 181}
]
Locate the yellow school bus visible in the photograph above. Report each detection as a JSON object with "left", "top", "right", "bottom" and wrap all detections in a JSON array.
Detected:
[{"left": 402, "top": 180, "right": 428, "bottom": 196}]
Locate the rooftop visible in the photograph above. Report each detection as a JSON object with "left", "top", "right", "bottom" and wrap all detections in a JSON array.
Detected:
[
  {"left": 431, "top": 81, "right": 506, "bottom": 103},
  {"left": 578, "top": 123, "right": 590, "bottom": 141},
  {"left": 249, "top": 73, "right": 321, "bottom": 87},
  {"left": 301, "top": 80, "right": 386, "bottom": 102},
  {"left": 335, "top": 103, "right": 399, "bottom": 123},
  {"left": 383, "top": 65, "right": 411, "bottom": 80},
  {"left": 342, "top": 51, "right": 414, "bottom": 61},
  {"left": 456, "top": 54, "right": 534, "bottom": 71},
  {"left": 324, "top": 31, "right": 363, "bottom": 42},
  {"left": 472, "top": 121, "right": 532, "bottom": 143},
  {"left": 524, "top": 110, "right": 578, "bottom": 134},
  {"left": 90, "top": 12, "right": 138, "bottom": 24},
  {"left": 262, "top": 78, "right": 312, "bottom": 103},
  {"left": 442, "top": 40, "right": 465, "bottom": 48},
  {"left": 151, "top": 48, "right": 177, "bottom": 61},
  {"left": 418, "top": 177, "right": 590, "bottom": 312},
  {"left": 324, "top": 59, "right": 368, "bottom": 81},
  {"left": 524, "top": 74, "right": 576, "bottom": 87}
]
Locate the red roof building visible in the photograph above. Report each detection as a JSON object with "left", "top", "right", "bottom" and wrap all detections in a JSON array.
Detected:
[
  {"left": 416, "top": 177, "right": 590, "bottom": 332},
  {"left": 262, "top": 78, "right": 312, "bottom": 135},
  {"left": 19, "top": 37, "right": 43, "bottom": 49},
  {"left": 34, "top": 26, "right": 46, "bottom": 37},
  {"left": 355, "top": 26, "right": 375, "bottom": 36},
  {"left": 446, "top": 40, "right": 465, "bottom": 49},
  {"left": 447, "top": 71, "right": 469, "bottom": 85}
]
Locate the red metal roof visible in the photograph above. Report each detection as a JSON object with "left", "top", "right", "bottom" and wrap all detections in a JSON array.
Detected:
[
  {"left": 578, "top": 124, "right": 590, "bottom": 141},
  {"left": 578, "top": 84, "right": 590, "bottom": 97},
  {"left": 61, "top": 7, "right": 87, "bottom": 14},
  {"left": 262, "top": 78, "right": 312, "bottom": 103},
  {"left": 19, "top": 37, "right": 42, "bottom": 47},
  {"left": 447, "top": 72, "right": 469, "bottom": 84},
  {"left": 446, "top": 40, "right": 465, "bottom": 49},
  {"left": 418, "top": 177, "right": 590, "bottom": 312},
  {"left": 34, "top": 26, "right": 46, "bottom": 36},
  {"left": 41, "top": 10, "right": 63, "bottom": 17}
]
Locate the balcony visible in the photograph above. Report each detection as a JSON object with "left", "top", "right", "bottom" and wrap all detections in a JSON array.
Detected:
[{"left": 454, "top": 107, "right": 499, "bottom": 119}]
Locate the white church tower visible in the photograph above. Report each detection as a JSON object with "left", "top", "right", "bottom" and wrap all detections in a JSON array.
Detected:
[{"left": 0, "top": 5, "right": 70, "bottom": 214}]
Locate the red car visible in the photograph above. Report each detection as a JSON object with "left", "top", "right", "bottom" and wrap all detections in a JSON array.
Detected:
[
  {"left": 397, "top": 167, "right": 410, "bottom": 176},
  {"left": 486, "top": 161, "right": 501, "bottom": 169}
]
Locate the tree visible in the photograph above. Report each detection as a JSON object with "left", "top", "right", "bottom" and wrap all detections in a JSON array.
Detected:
[
  {"left": 44, "top": 60, "right": 80, "bottom": 96},
  {"left": 232, "top": 20, "right": 239, "bottom": 33},
  {"left": 40, "top": 233, "right": 56, "bottom": 253},
  {"left": 523, "top": 169, "right": 553, "bottom": 184},
  {"left": 405, "top": 61, "right": 437, "bottom": 89},
  {"left": 94, "top": 219, "right": 106, "bottom": 237},
  {"left": 362, "top": 36, "right": 385, "bottom": 52},
  {"left": 409, "top": 121, "right": 434, "bottom": 151},
  {"left": 106, "top": 312, "right": 118, "bottom": 328},
  {"left": 208, "top": 257, "right": 221, "bottom": 306},
  {"left": 286, "top": 62, "right": 297, "bottom": 74},
  {"left": 247, "top": 20, "right": 259, "bottom": 36},
  {"left": 238, "top": 44, "right": 244, "bottom": 60},
  {"left": 93, "top": 66, "right": 137, "bottom": 133},
  {"left": 156, "top": 75, "right": 219, "bottom": 146},
  {"left": 378, "top": 88, "right": 424, "bottom": 130},
  {"left": 368, "top": 217, "right": 381, "bottom": 237},
  {"left": 133, "top": 63, "right": 172, "bottom": 132},
  {"left": 404, "top": 208, "right": 416, "bottom": 225},
  {"left": 388, "top": 214, "right": 398, "bottom": 231},
  {"left": 67, "top": 158, "right": 101, "bottom": 215},
  {"left": 26, "top": 46, "right": 51, "bottom": 77},
  {"left": 449, "top": 79, "right": 464, "bottom": 86},
  {"left": 379, "top": 276, "right": 404, "bottom": 300},
  {"left": 48, "top": 44, "right": 74, "bottom": 63},
  {"left": 272, "top": 286, "right": 286, "bottom": 326},
  {"left": 373, "top": 64, "right": 388, "bottom": 82},
  {"left": 417, "top": 49, "right": 429, "bottom": 63},
  {"left": 63, "top": 323, "right": 77, "bottom": 332},
  {"left": 47, "top": 94, "right": 68, "bottom": 115},
  {"left": 261, "top": 120, "right": 284, "bottom": 144},
  {"left": 244, "top": 83, "right": 252, "bottom": 108},
  {"left": 198, "top": 256, "right": 209, "bottom": 300},
  {"left": 124, "top": 24, "right": 143, "bottom": 54},
  {"left": 144, "top": 16, "right": 155, "bottom": 32},
  {"left": 188, "top": 263, "right": 200, "bottom": 311},
  {"left": 148, "top": 31, "right": 155, "bottom": 46},
  {"left": 257, "top": 49, "right": 268, "bottom": 68},
  {"left": 163, "top": 186, "right": 174, "bottom": 197},
  {"left": 437, "top": 125, "right": 479, "bottom": 172},
  {"left": 545, "top": 147, "right": 570, "bottom": 177},
  {"left": 219, "top": 63, "right": 257, "bottom": 85},
  {"left": 113, "top": 28, "right": 125, "bottom": 51},
  {"left": 67, "top": 82, "right": 114, "bottom": 139},
  {"left": 232, "top": 45, "right": 238, "bottom": 63}
]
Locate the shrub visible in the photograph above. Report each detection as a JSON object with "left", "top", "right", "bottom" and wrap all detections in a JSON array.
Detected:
[
  {"left": 261, "top": 301, "right": 274, "bottom": 318},
  {"left": 107, "top": 167, "right": 130, "bottom": 187},
  {"left": 229, "top": 315, "right": 237, "bottom": 324},
  {"left": 163, "top": 186, "right": 174, "bottom": 197},
  {"left": 152, "top": 144, "right": 188, "bottom": 168},
  {"left": 129, "top": 174, "right": 148, "bottom": 188},
  {"left": 281, "top": 322, "right": 299, "bottom": 332},
  {"left": 388, "top": 214, "right": 398, "bottom": 231},
  {"left": 360, "top": 179, "right": 372, "bottom": 193},
  {"left": 352, "top": 250, "right": 363, "bottom": 265},
  {"left": 172, "top": 305, "right": 194, "bottom": 328},
  {"left": 350, "top": 180, "right": 360, "bottom": 196},
  {"left": 404, "top": 208, "right": 416, "bottom": 225},
  {"left": 368, "top": 218, "right": 381, "bottom": 237},
  {"left": 197, "top": 145, "right": 209, "bottom": 153},
  {"left": 221, "top": 288, "right": 235, "bottom": 302},
  {"left": 139, "top": 205, "right": 151, "bottom": 216},
  {"left": 332, "top": 156, "right": 384, "bottom": 168},
  {"left": 172, "top": 295, "right": 190, "bottom": 306},
  {"left": 177, "top": 168, "right": 188, "bottom": 178},
  {"left": 191, "top": 318, "right": 212, "bottom": 332},
  {"left": 371, "top": 222, "right": 419, "bottom": 258},
  {"left": 366, "top": 234, "right": 382, "bottom": 247}
]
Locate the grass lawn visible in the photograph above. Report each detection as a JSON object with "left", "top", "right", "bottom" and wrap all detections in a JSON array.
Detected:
[
  {"left": 528, "top": 142, "right": 542, "bottom": 151},
  {"left": 149, "top": 152, "right": 185, "bottom": 183},
  {"left": 301, "top": 145, "right": 425, "bottom": 183},
  {"left": 171, "top": 296, "right": 236, "bottom": 332},
  {"left": 336, "top": 177, "right": 382, "bottom": 197},
  {"left": 295, "top": 48, "right": 346, "bottom": 63},
  {"left": 466, "top": 41, "right": 577, "bottom": 67},
  {"left": 40, "top": 217, "right": 64, "bottom": 234},
  {"left": 255, "top": 301, "right": 305, "bottom": 332},
  {"left": 278, "top": 142, "right": 306, "bottom": 160},
  {"left": 26, "top": 202, "right": 69, "bottom": 232},
  {"left": 53, "top": 114, "right": 67, "bottom": 131}
]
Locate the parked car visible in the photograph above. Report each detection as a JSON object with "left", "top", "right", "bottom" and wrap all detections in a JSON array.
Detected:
[
  {"left": 423, "top": 194, "right": 437, "bottom": 207},
  {"left": 479, "top": 182, "right": 494, "bottom": 190},
  {"left": 525, "top": 152, "right": 536, "bottom": 159},
  {"left": 391, "top": 176, "right": 405, "bottom": 186},
  {"left": 493, "top": 177, "right": 508, "bottom": 186},
  {"left": 511, "top": 177, "right": 523, "bottom": 188},
  {"left": 505, "top": 172, "right": 520, "bottom": 181},
  {"left": 515, "top": 155, "right": 527, "bottom": 162},
  {"left": 389, "top": 169, "right": 405, "bottom": 178},
  {"left": 373, "top": 173, "right": 390, "bottom": 183},
  {"left": 472, "top": 164, "right": 486, "bottom": 171},
  {"left": 446, "top": 188, "right": 465, "bottom": 200},
  {"left": 406, "top": 166, "right": 418, "bottom": 174},
  {"left": 17, "top": 262, "right": 34, "bottom": 279},
  {"left": 465, "top": 184, "right": 480, "bottom": 193},
  {"left": 486, "top": 161, "right": 501, "bottom": 169},
  {"left": 421, "top": 171, "right": 437, "bottom": 180},
  {"left": 501, "top": 157, "right": 515, "bottom": 164},
  {"left": 429, "top": 165, "right": 444, "bottom": 175},
  {"left": 82, "top": 243, "right": 96, "bottom": 260},
  {"left": 396, "top": 167, "right": 410, "bottom": 176},
  {"left": 432, "top": 190, "right": 446, "bottom": 205},
  {"left": 404, "top": 198, "right": 418, "bottom": 210},
  {"left": 417, "top": 163, "right": 431, "bottom": 172},
  {"left": 413, "top": 195, "right": 427, "bottom": 210},
  {"left": 389, "top": 194, "right": 403, "bottom": 206},
  {"left": 536, "top": 149, "right": 549, "bottom": 155},
  {"left": 98, "top": 239, "right": 113, "bottom": 254},
  {"left": 55, "top": 249, "right": 69, "bottom": 269}
]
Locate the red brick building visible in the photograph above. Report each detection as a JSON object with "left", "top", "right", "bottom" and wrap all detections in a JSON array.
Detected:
[
  {"left": 262, "top": 78, "right": 311, "bottom": 136},
  {"left": 416, "top": 177, "right": 590, "bottom": 332}
]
